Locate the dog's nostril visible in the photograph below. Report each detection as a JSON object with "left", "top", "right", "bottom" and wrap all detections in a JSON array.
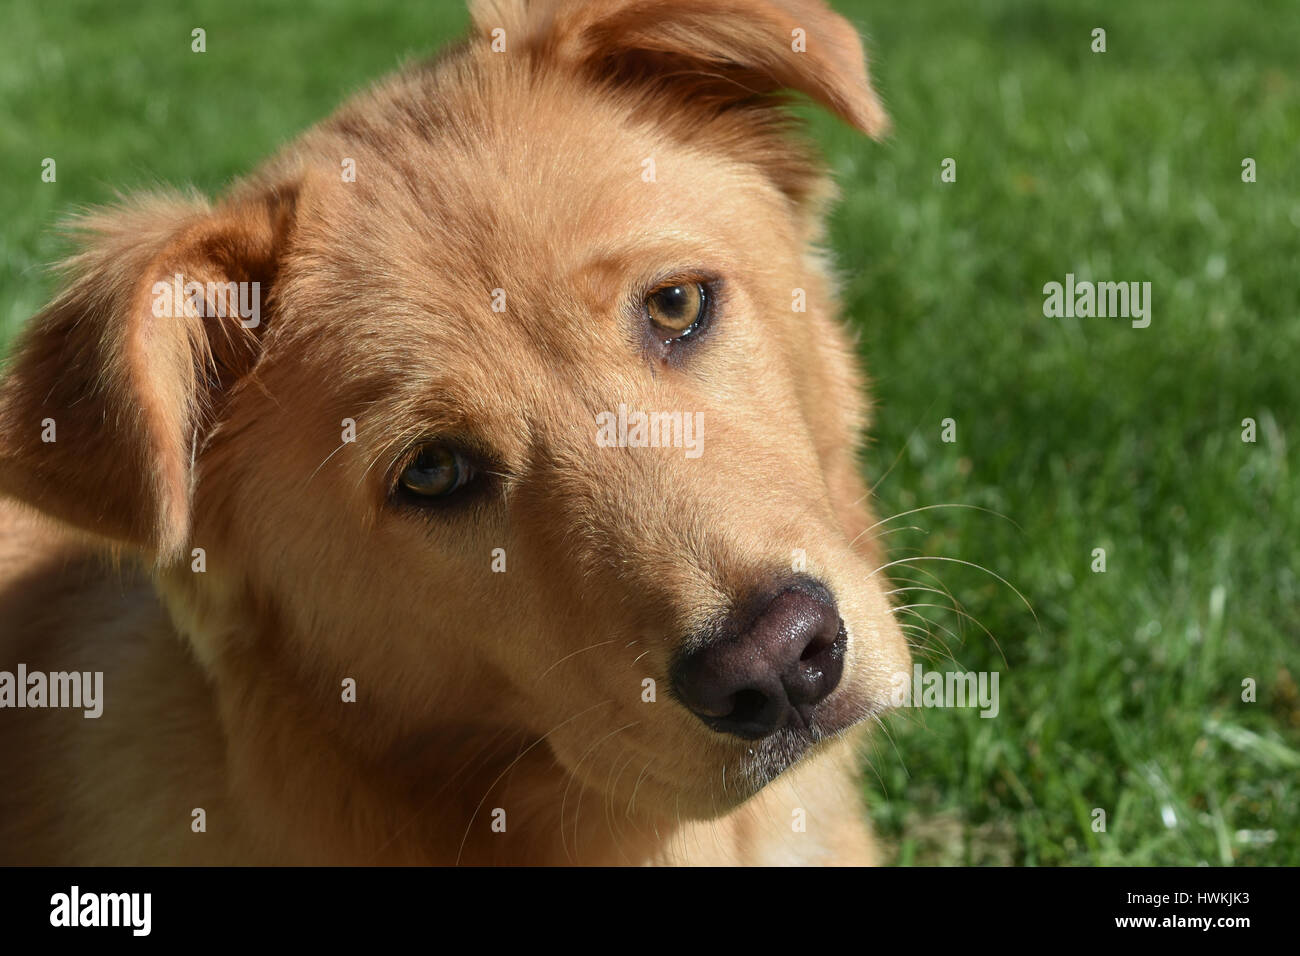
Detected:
[
  {"left": 799, "top": 622, "right": 844, "bottom": 668},
  {"left": 672, "top": 579, "right": 847, "bottom": 740},
  {"left": 788, "top": 624, "right": 847, "bottom": 708},
  {"left": 726, "top": 688, "right": 771, "bottom": 725},
  {"left": 800, "top": 633, "right": 831, "bottom": 663}
]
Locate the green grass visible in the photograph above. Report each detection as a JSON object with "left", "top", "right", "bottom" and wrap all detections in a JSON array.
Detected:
[{"left": 2, "top": 0, "right": 1297, "bottom": 865}]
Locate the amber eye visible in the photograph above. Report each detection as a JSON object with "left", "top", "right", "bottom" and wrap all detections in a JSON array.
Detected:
[
  {"left": 646, "top": 281, "right": 707, "bottom": 336},
  {"left": 399, "top": 444, "right": 475, "bottom": 498}
]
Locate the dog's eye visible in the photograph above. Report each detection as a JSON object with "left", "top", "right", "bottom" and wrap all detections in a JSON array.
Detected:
[
  {"left": 646, "top": 281, "right": 707, "bottom": 337},
  {"left": 399, "top": 444, "right": 476, "bottom": 498}
]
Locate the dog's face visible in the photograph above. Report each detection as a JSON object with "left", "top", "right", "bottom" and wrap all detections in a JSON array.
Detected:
[{"left": 0, "top": 0, "right": 907, "bottom": 823}]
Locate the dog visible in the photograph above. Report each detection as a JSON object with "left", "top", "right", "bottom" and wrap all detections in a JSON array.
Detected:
[{"left": 0, "top": 0, "right": 908, "bottom": 865}]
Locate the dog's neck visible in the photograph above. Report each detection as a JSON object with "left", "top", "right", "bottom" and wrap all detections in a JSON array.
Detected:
[
  {"left": 224, "top": 661, "right": 677, "bottom": 863},
  {"left": 157, "top": 572, "right": 678, "bottom": 864}
]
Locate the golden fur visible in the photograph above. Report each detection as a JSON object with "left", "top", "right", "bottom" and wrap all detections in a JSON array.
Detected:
[{"left": 0, "top": 0, "right": 906, "bottom": 865}]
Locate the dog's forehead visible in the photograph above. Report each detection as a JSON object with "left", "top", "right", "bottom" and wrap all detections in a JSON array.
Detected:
[{"left": 288, "top": 61, "right": 791, "bottom": 355}]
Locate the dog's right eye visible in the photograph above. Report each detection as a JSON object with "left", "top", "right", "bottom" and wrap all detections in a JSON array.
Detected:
[
  {"left": 398, "top": 444, "right": 477, "bottom": 499},
  {"left": 646, "top": 281, "right": 708, "bottom": 339}
]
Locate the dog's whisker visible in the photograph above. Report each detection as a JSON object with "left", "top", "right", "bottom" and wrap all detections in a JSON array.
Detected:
[
  {"left": 306, "top": 439, "right": 351, "bottom": 484},
  {"left": 869, "top": 524, "right": 929, "bottom": 541},
  {"left": 573, "top": 723, "right": 640, "bottom": 861},
  {"left": 626, "top": 758, "right": 655, "bottom": 821},
  {"left": 455, "top": 699, "right": 615, "bottom": 866},
  {"left": 875, "top": 557, "right": 1028, "bottom": 660},
  {"left": 538, "top": 639, "right": 618, "bottom": 680},
  {"left": 870, "top": 555, "right": 1027, "bottom": 663},
  {"left": 885, "top": 584, "right": 971, "bottom": 639},
  {"left": 851, "top": 502, "right": 1024, "bottom": 550},
  {"left": 893, "top": 618, "right": 959, "bottom": 663},
  {"left": 870, "top": 713, "right": 910, "bottom": 779},
  {"left": 858, "top": 395, "right": 942, "bottom": 503},
  {"left": 887, "top": 566, "right": 972, "bottom": 643},
  {"left": 891, "top": 600, "right": 1000, "bottom": 659},
  {"left": 884, "top": 583, "right": 959, "bottom": 601},
  {"left": 356, "top": 431, "right": 418, "bottom": 488},
  {"left": 351, "top": 422, "right": 428, "bottom": 493},
  {"left": 561, "top": 719, "right": 639, "bottom": 863},
  {"left": 366, "top": 722, "right": 520, "bottom": 862},
  {"left": 603, "top": 748, "right": 643, "bottom": 865}
]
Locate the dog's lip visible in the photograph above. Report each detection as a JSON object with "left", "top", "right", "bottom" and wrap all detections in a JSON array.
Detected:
[
  {"left": 812, "top": 682, "right": 891, "bottom": 735},
  {"left": 784, "top": 676, "right": 893, "bottom": 741},
  {"left": 729, "top": 686, "right": 884, "bottom": 787}
]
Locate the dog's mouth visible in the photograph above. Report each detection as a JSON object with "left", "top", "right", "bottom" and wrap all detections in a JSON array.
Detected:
[{"left": 726, "top": 681, "right": 886, "bottom": 792}]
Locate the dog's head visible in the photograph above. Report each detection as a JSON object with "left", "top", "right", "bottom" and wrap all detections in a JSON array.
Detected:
[{"left": 0, "top": 0, "right": 906, "bottom": 824}]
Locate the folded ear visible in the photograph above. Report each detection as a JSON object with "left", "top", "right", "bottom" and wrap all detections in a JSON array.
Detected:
[
  {"left": 0, "top": 185, "right": 297, "bottom": 560},
  {"left": 471, "top": 0, "right": 888, "bottom": 137}
]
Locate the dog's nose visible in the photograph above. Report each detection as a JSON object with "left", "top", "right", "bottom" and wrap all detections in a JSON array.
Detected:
[{"left": 672, "top": 581, "right": 847, "bottom": 739}]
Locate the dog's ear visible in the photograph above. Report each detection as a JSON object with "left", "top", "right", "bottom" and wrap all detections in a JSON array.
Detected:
[
  {"left": 0, "top": 185, "right": 297, "bottom": 560},
  {"left": 470, "top": 0, "right": 888, "bottom": 137}
]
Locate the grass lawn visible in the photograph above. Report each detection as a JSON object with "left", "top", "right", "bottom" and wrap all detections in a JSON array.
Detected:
[{"left": 2, "top": 0, "right": 1296, "bottom": 864}]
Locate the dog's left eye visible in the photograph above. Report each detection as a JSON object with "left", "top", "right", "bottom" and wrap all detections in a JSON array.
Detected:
[
  {"left": 399, "top": 444, "right": 476, "bottom": 498},
  {"left": 646, "top": 281, "right": 708, "bottom": 338}
]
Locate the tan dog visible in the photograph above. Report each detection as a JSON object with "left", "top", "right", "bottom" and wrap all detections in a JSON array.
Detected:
[{"left": 0, "top": 0, "right": 907, "bottom": 865}]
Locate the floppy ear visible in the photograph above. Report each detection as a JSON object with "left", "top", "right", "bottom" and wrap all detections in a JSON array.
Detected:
[
  {"left": 471, "top": 0, "right": 888, "bottom": 137},
  {"left": 0, "top": 185, "right": 297, "bottom": 560}
]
